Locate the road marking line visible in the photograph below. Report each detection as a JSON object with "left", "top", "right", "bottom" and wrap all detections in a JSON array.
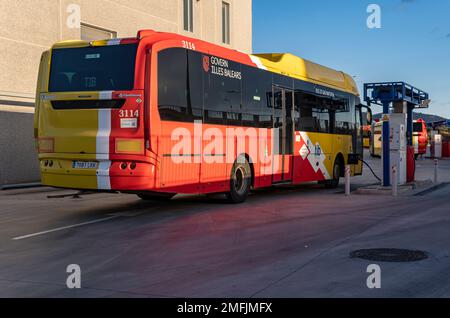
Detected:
[{"left": 12, "top": 215, "right": 120, "bottom": 241}]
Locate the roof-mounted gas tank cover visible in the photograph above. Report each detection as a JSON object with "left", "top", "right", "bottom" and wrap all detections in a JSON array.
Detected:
[{"left": 252, "top": 53, "right": 359, "bottom": 96}]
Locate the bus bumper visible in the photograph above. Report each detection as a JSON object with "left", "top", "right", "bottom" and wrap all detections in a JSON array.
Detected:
[{"left": 39, "top": 157, "right": 156, "bottom": 192}]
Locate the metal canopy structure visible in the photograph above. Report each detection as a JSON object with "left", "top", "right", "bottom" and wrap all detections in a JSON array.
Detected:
[
  {"left": 364, "top": 82, "right": 430, "bottom": 108},
  {"left": 427, "top": 120, "right": 450, "bottom": 130},
  {"left": 364, "top": 82, "right": 430, "bottom": 186}
]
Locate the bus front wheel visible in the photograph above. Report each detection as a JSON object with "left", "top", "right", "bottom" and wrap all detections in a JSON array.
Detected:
[
  {"left": 226, "top": 157, "right": 251, "bottom": 203},
  {"left": 325, "top": 158, "right": 342, "bottom": 189}
]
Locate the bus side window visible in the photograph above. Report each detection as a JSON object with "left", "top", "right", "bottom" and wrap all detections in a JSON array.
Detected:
[
  {"left": 293, "top": 94, "right": 300, "bottom": 130},
  {"left": 157, "top": 48, "right": 203, "bottom": 123},
  {"left": 334, "top": 98, "right": 351, "bottom": 135},
  {"left": 314, "top": 106, "right": 330, "bottom": 133},
  {"left": 204, "top": 58, "right": 241, "bottom": 126},
  {"left": 187, "top": 51, "right": 205, "bottom": 120},
  {"left": 241, "top": 66, "right": 273, "bottom": 128},
  {"left": 295, "top": 91, "right": 313, "bottom": 132},
  {"left": 158, "top": 48, "right": 188, "bottom": 122},
  {"left": 294, "top": 91, "right": 330, "bottom": 134}
]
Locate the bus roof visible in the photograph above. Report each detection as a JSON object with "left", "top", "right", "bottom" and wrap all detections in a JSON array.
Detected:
[
  {"left": 252, "top": 53, "right": 359, "bottom": 96},
  {"left": 51, "top": 30, "right": 359, "bottom": 96}
]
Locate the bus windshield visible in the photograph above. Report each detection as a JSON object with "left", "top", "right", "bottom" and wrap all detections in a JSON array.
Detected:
[{"left": 49, "top": 44, "right": 138, "bottom": 92}]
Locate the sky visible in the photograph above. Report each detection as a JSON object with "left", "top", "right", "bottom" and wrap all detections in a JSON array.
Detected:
[{"left": 252, "top": 0, "right": 450, "bottom": 118}]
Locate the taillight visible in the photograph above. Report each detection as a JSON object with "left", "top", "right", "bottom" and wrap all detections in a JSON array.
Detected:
[
  {"left": 115, "top": 139, "right": 144, "bottom": 155},
  {"left": 37, "top": 138, "right": 54, "bottom": 153}
]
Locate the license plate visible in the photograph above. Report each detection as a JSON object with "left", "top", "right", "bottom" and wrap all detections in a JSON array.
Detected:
[{"left": 72, "top": 161, "right": 98, "bottom": 169}]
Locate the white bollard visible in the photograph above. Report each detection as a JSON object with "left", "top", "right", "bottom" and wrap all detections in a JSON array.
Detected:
[
  {"left": 392, "top": 165, "right": 398, "bottom": 197},
  {"left": 434, "top": 159, "right": 439, "bottom": 184},
  {"left": 345, "top": 165, "right": 351, "bottom": 196}
]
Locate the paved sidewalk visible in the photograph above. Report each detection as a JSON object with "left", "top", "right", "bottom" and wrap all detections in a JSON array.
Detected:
[{"left": 352, "top": 150, "right": 450, "bottom": 195}]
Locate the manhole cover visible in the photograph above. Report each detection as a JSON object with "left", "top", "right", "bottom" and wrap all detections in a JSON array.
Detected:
[{"left": 350, "top": 248, "right": 428, "bottom": 262}]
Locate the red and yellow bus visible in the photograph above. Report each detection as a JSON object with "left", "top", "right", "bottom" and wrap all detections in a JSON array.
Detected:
[{"left": 34, "top": 30, "right": 367, "bottom": 203}]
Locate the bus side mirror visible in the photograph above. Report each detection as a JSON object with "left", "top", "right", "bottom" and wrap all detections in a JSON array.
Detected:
[
  {"left": 366, "top": 108, "right": 373, "bottom": 125},
  {"left": 360, "top": 104, "right": 373, "bottom": 125}
]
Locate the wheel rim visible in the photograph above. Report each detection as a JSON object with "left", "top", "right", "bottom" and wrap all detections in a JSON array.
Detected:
[
  {"left": 334, "top": 162, "right": 340, "bottom": 181},
  {"left": 234, "top": 166, "right": 246, "bottom": 194}
]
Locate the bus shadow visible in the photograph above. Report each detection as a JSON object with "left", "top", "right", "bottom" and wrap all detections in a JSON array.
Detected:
[
  {"left": 64, "top": 182, "right": 347, "bottom": 222},
  {"left": 170, "top": 182, "right": 342, "bottom": 205}
]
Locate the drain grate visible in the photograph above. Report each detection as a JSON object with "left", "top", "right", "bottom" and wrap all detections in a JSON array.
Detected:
[{"left": 350, "top": 248, "right": 428, "bottom": 262}]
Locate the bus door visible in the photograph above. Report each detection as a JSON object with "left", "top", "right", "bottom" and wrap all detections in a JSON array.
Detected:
[{"left": 272, "top": 87, "right": 294, "bottom": 183}]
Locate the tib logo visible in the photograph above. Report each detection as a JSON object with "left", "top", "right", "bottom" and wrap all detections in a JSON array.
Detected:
[{"left": 203, "top": 56, "right": 210, "bottom": 73}]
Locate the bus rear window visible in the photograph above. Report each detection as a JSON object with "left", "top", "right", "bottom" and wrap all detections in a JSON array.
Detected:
[{"left": 49, "top": 44, "right": 137, "bottom": 92}]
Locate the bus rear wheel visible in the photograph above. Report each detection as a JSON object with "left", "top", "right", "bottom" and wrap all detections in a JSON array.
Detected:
[
  {"left": 226, "top": 157, "right": 251, "bottom": 204},
  {"left": 325, "top": 158, "right": 342, "bottom": 189}
]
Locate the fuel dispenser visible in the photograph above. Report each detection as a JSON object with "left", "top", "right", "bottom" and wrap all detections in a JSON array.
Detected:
[
  {"left": 434, "top": 134, "right": 443, "bottom": 159},
  {"left": 387, "top": 112, "right": 407, "bottom": 184},
  {"left": 364, "top": 82, "right": 430, "bottom": 187}
]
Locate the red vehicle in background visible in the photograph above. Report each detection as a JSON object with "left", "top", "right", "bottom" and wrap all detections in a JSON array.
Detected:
[{"left": 413, "top": 119, "right": 428, "bottom": 158}]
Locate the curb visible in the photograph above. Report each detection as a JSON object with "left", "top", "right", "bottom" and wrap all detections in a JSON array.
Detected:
[
  {"left": 354, "top": 180, "right": 437, "bottom": 196},
  {"left": 414, "top": 182, "right": 450, "bottom": 196},
  {"left": 1, "top": 182, "right": 42, "bottom": 191}
]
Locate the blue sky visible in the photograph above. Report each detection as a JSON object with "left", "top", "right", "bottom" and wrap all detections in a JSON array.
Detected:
[{"left": 253, "top": 0, "right": 450, "bottom": 118}]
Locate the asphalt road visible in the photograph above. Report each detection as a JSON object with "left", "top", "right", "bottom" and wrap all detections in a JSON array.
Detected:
[{"left": 0, "top": 154, "right": 449, "bottom": 298}]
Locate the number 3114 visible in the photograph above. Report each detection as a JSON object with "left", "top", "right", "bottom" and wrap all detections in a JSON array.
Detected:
[{"left": 119, "top": 109, "right": 139, "bottom": 118}]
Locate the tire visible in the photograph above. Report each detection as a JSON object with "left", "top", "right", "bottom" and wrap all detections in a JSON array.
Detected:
[
  {"left": 137, "top": 193, "right": 175, "bottom": 201},
  {"left": 325, "top": 157, "right": 342, "bottom": 189},
  {"left": 226, "top": 156, "right": 252, "bottom": 203}
]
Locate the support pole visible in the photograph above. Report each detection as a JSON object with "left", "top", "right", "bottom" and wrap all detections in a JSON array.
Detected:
[
  {"left": 382, "top": 101, "right": 390, "bottom": 187},
  {"left": 345, "top": 165, "right": 351, "bottom": 196},
  {"left": 434, "top": 159, "right": 439, "bottom": 184},
  {"left": 392, "top": 165, "right": 398, "bottom": 197}
]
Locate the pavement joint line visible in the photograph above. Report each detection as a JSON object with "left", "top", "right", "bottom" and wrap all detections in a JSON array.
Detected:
[
  {"left": 11, "top": 215, "right": 125, "bottom": 241},
  {"left": 0, "top": 277, "right": 175, "bottom": 298}
]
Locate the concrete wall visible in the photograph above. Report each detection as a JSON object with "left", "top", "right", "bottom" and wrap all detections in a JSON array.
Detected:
[
  {"left": 0, "top": 0, "right": 252, "bottom": 186},
  {"left": 0, "top": 0, "right": 252, "bottom": 103},
  {"left": 0, "top": 108, "right": 40, "bottom": 186}
]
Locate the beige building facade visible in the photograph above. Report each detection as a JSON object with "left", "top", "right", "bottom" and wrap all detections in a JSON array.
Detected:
[{"left": 0, "top": 0, "right": 253, "bottom": 186}]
